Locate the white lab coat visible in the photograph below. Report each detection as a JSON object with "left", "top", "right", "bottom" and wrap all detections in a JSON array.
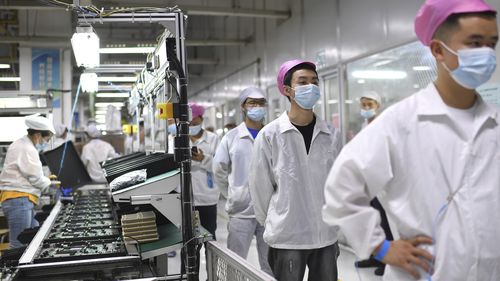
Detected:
[
  {"left": 191, "top": 130, "right": 220, "bottom": 206},
  {"left": 249, "top": 112, "right": 341, "bottom": 249},
  {"left": 323, "top": 83, "right": 500, "bottom": 281},
  {"left": 0, "top": 136, "right": 51, "bottom": 198},
  {"left": 213, "top": 122, "right": 257, "bottom": 218},
  {"left": 81, "top": 139, "right": 119, "bottom": 183}
]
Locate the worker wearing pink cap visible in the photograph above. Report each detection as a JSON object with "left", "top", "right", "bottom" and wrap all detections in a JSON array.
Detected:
[
  {"left": 249, "top": 60, "right": 342, "bottom": 281},
  {"left": 182, "top": 102, "right": 220, "bottom": 278},
  {"left": 323, "top": 0, "right": 500, "bottom": 280}
]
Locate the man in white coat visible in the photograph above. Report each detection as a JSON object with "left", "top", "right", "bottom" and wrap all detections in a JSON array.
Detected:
[
  {"left": 183, "top": 103, "right": 220, "bottom": 278},
  {"left": 213, "top": 86, "right": 272, "bottom": 275},
  {"left": 323, "top": 0, "right": 500, "bottom": 280},
  {"left": 81, "top": 123, "right": 119, "bottom": 183},
  {"left": 249, "top": 60, "right": 341, "bottom": 281}
]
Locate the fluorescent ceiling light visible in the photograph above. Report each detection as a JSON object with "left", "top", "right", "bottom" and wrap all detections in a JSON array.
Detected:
[
  {"left": 0, "top": 77, "right": 20, "bottom": 82},
  {"left": 327, "top": 100, "right": 338, "bottom": 104},
  {"left": 413, "top": 66, "right": 432, "bottom": 71},
  {"left": 80, "top": 73, "right": 98, "bottom": 93},
  {"left": 96, "top": 92, "right": 129, "bottom": 98},
  {"left": 95, "top": 102, "right": 124, "bottom": 107},
  {"left": 95, "top": 110, "right": 107, "bottom": 114},
  {"left": 99, "top": 47, "right": 155, "bottom": 54},
  {"left": 0, "top": 64, "right": 10, "bottom": 69},
  {"left": 97, "top": 76, "right": 137, "bottom": 82},
  {"left": 373, "top": 59, "right": 393, "bottom": 67},
  {"left": 357, "top": 79, "right": 366, "bottom": 84},
  {"left": 71, "top": 26, "right": 100, "bottom": 68},
  {"left": 352, "top": 70, "right": 407, "bottom": 80}
]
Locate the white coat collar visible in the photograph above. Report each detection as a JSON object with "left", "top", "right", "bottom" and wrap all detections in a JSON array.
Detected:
[
  {"left": 417, "top": 83, "right": 498, "bottom": 125},
  {"left": 277, "top": 111, "right": 331, "bottom": 135},
  {"left": 236, "top": 122, "right": 253, "bottom": 139},
  {"left": 193, "top": 129, "right": 209, "bottom": 144}
]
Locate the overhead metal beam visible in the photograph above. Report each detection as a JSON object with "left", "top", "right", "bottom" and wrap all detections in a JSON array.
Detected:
[
  {"left": 0, "top": 36, "right": 247, "bottom": 47},
  {"left": 1, "top": 1, "right": 290, "bottom": 19}
]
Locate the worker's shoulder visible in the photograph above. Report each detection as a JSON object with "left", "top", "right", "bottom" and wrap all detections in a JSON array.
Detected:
[
  {"left": 376, "top": 89, "right": 422, "bottom": 126},
  {"left": 259, "top": 114, "right": 283, "bottom": 136},
  {"left": 204, "top": 130, "right": 219, "bottom": 141}
]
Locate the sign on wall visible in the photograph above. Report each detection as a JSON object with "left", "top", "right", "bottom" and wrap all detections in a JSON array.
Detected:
[{"left": 32, "top": 48, "right": 61, "bottom": 107}]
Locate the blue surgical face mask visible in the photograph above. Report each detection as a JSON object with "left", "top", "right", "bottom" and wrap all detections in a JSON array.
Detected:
[
  {"left": 291, "top": 84, "right": 321, "bottom": 109},
  {"left": 189, "top": 124, "right": 202, "bottom": 136},
  {"left": 360, "top": 109, "right": 376, "bottom": 119},
  {"left": 246, "top": 107, "right": 266, "bottom": 122},
  {"left": 36, "top": 141, "right": 47, "bottom": 152},
  {"left": 168, "top": 124, "right": 177, "bottom": 135},
  {"left": 441, "top": 42, "right": 497, "bottom": 89}
]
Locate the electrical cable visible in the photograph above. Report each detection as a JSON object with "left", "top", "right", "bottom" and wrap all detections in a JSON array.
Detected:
[{"left": 57, "top": 82, "right": 82, "bottom": 178}]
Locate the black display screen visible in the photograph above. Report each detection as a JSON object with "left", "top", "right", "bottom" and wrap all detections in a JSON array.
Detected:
[{"left": 41, "top": 141, "right": 92, "bottom": 188}]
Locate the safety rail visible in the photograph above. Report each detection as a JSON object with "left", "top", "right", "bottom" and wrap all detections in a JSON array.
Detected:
[{"left": 206, "top": 241, "right": 276, "bottom": 281}]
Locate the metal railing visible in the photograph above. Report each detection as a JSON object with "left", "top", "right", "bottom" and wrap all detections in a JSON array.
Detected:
[{"left": 206, "top": 241, "right": 276, "bottom": 281}]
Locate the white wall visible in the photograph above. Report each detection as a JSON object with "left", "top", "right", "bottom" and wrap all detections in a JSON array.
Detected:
[
  {"left": 191, "top": 0, "right": 500, "bottom": 127},
  {"left": 17, "top": 10, "right": 73, "bottom": 126}
]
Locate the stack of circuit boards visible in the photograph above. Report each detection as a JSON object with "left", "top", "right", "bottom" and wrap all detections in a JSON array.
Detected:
[{"left": 33, "top": 190, "right": 127, "bottom": 263}]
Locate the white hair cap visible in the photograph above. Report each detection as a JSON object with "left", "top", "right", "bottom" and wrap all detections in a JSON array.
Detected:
[
  {"left": 239, "top": 86, "right": 266, "bottom": 105},
  {"left": 86, "top": 123, "right": 101, "bottom": 138},
  {"left": 25, "top": 114, "right": 55, "bottom": 134},
  {"left": 360, "top": 91, "right": 382, "bottom": 105},
  {"left": 54, "top": 124, "right": 68, "bottom": 137}
]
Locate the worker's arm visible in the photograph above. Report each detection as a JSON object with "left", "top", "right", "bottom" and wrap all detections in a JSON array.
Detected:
[
  {"left": 248, "top": 131, "right": 275, "bottom": 226},
  {"left": 212, "top": 135, "right": 230, "bottom": 198},
  {"left": 18, "top": 149, "right": 51, "bottom": 189},
  {"left": 322, "top": 110, "right": 432, "bottom": 279},
  {"left": 194, "top": 133, "right": 220, "bottom": 173}
]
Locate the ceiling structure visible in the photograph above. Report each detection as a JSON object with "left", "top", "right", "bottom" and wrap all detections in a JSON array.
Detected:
[{"left": 0, "top": 0, "right": 291, "bottom": 95}]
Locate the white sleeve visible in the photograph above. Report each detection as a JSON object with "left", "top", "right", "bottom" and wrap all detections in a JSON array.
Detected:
[
  {"left": 213, "top": 136, "right": 230, "bottom": 198},
  {"left": 19, "top": 149, "right": 51, "bottom": 190},
  {"left": 248, "top": 131, "right": 275, "bottom": 226},
  {"left": 322, "top": 118, "right": 396, "bottom": 259},
  {"left": 197, "top": 134, "right": 219, "bottom": 173}
]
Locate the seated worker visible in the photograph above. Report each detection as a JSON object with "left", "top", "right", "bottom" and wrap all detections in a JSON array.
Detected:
[
  {"left": 81, "top": 123, "right": 119, "bottom": 183},
  {"left": 0, "top": 114, "right": 60, "bottom": 248}
]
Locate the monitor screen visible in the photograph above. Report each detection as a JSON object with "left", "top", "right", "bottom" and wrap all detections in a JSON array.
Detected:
[{"left": 41, "top": 141, "right": 92, "bottom": 188}]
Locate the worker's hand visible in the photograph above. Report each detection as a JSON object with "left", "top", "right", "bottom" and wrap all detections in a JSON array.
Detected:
[
  {"left": 380, "top": 236, "right": 433, "bottom": 279},
  {"left": 48, "top": 174, "right": 58, "bottom": 180},
  {"left": 191, "top": 148, "right": 205, "bottom": 162},
  {"left": 50, "top": 180, "right": 61, "bottom": 188}
]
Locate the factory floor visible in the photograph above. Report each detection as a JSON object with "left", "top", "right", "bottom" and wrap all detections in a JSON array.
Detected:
[{"left": 167, "top": 198, "right": 383, "bottom": 281}]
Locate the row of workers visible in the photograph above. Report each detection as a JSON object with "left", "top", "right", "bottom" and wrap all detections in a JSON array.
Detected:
[
  {"left": 188, "top": 0, "right": 500, "bottom": 280},
  {"left": 0, "top": 0, "right": 499, "bottom": 280}
]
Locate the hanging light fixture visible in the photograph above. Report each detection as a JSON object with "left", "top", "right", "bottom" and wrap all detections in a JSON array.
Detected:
[{"left": 71, "top": 26, "right": 100, "bottom": 68}]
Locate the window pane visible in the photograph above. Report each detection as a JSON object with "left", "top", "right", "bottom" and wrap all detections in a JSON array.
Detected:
[{"left": 344, "top": 41, "right": 436, "bottom": 141}]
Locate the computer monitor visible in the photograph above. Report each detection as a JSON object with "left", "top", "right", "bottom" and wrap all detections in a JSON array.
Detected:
[{"left": 41, "top": 141, "right": 92, "bottom": 188}]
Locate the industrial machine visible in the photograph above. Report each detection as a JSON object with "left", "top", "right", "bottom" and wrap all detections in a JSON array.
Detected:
[{"left": 0, "top": 7, "right": 206, "bottom": 281}]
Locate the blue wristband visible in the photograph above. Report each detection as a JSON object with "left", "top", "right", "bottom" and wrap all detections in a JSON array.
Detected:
[{"left": 374, "top": 240, "right": 390, "bottom": 262}]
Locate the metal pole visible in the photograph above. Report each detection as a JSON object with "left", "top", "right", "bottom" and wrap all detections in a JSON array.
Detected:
[{"left": 176, "top": 77, "right": 197, "bottom": 281}]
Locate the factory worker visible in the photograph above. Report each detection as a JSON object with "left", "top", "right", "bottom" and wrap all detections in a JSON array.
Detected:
[
  {"left": 249, "top": 60, "right": 341, "bottom": 281},
  {"left": 323, "top": 0, "right": 500, "bottom": 280},
  {"left": 213, "top": 86, "right": 272, "bottom": 275},
  {"left": 81, "top": 123, "right": 119, "bottom": 183},
  {"left": 45, "top": 123, "right": 69, "bottom": 151},
  {"left": 0, "top": 114, "right": 59, "bottom": 248},
  {"left": 182, "top": 103, "right": 220, "bottom": 278},
  {"left": 360, "top": 91, "right": 382, "bottom": 127},
  {"left": 355, "top": 91, "right": 394, "bottom": 277}
]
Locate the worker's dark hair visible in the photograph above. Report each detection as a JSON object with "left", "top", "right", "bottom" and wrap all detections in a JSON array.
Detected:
[
  {"left": 27, "top": 129, "right": 52, "bottom": 137},
  {"left": 283, "top": 63, "right": 318, "bottom": 102},
  {"left": 433, "top": 11, "right": 497, "bottom": 43}
]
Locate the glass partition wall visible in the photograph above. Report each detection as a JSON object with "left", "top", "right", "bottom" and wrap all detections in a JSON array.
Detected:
[{"left": 343, "top": 41, "right": 437, "bottom": 141}]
